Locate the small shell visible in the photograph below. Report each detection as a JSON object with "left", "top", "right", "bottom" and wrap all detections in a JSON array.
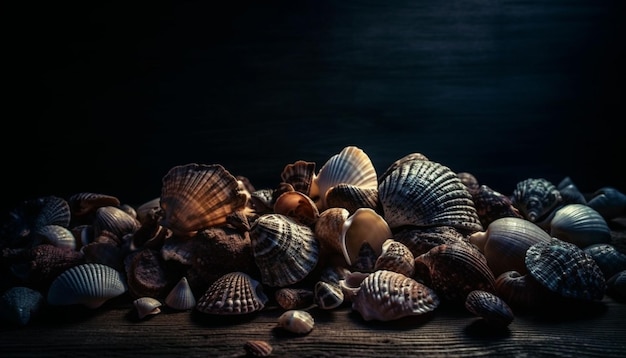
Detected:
[
  {"left": 584, "top": 243, "right": 626, "bottom": 280},
  {"left": 314, "top": 281, "right": 344, "bottom": 310},
  {"left": 471, "top": 185, "right": 523, "bottom": 228},
  {"left": 0, "top": 286, "right": 45, "bottom": 326},
  {"left": 135, "top": 197, "right": 162, "bottom": 226},
  {"left": 274, "top": 288, "right": 314, "bottom": 310},
  {"left": 165, "top": 277, "right": 197, "bottom": 310},
  {"left": 586, "top": 187, "right": 626, "bottom": 221},
  {"left": 465, "top": 290, "right": 514, "bottom": 327},
  {"left": 30, "top": 195, "right": 72, "bottom": 232},
  {"left": 280, "top": 160, "right": 317, "bottom": 197},
  {"left": 195, "top": 271, "right": 268, "bottom": 315},
  {"left": 510, "top": 178, "right": 562, "bottom": 223},
  {"left": 324, "top": 183, "right": 379, "bottom": 214},
  {"left": 133, "top": 297, "right": 162, "bottom": 319},
  {"left": 314, "top": 207, "right": 350, "bottom": 257},
  {"left": 93, "top": 206, "right": 140, "bottom": 240},
  {"left": 273, "top": 191, "right": 320, "bottom": 226},
  {"left": 276, "top": 309, "right": 314, "bottom": 334},
  {"left": 548, "top": 204, "right": 611, "bottom": 248},
  {"left": 47, "top": 263, "right": 128, "bottom": 309},
  {"left": 351, "top": 269, "right": 440, "bottom": 321},
  {"left": 67, "top": 192, "right": 121, "bottom": 219},
  {"left": 159, "top": 163, "right": 249, "bottom": 236},
  {"left": 525, "top": 237, "right": 606, "bottom": 301},
  {"left": 374, "top": 239, "right": 415, "bottom": 277},
  {"left": 243, "top": 340, "right": 273, "bottom": 357},
  {"left": 340, "top": 208, "right": 392, "bottom": 267}
]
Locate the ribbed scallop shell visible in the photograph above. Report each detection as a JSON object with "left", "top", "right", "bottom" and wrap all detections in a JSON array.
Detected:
[
  {"left": 469, "top": 217, "right": 552, "bottom": 277},
  {"left": 324, "top": 183, "right": 379, "bottom": 214},
  {"left": 36, "top": 224, "right": 77, "bottom": 250},
  {"left": 68, "top": 192, "right": 121, "bottom": 219},
  {"left": 378, "top": 158, "right": 482, "bottom": 233},
  {"left": 273, "top": 191, "right": 319, "bottom": 226},
  {"left": 0, "top": 286, "right": 45, "bottom": 326},
  {"left": 525, "top": 238, "right": 606, "bottom": 301},
  {"left": 165, "top": 276, "right": 196, "bottom": 310},
  {"left": 341, "top": 208, "right": 392, "bottom": 267},
  {"left": 281, "top": 160, "right": 317, "bottom": 196},
  {"left": 311, "top": 146, "right": 378, "bottom": 211},
  {"left": 243, "top": 340, "right": 273, "bottom": 357},
  {"left": 133, "top": 297, "right": 162, "bottom": 319},
  {"left": 584, "top": 244, "right": 626, "bottom": 280},
  {"left": 31, "top": 195, "right": 72, "bottom": 232},
  {"left": 378, "top": 152, "right": 430, "bottom": 184},
  {"left": 93, "top": 206, "right": 140, "bottom": 239},
  {"left": 250, "top": 213, "right": 320, "bottom": 287},
  {"left": 47, "top": 263, "right": 128, "bottom": 309},
  {"left": 277, "top": 309, "right": 315, "bottom": 334},
  {"left": 464, "top": 290, "right": 514, "bottom": 327},
  {"left": 511, "top": 178, "right": 562, "bottom": 223},
  {"left": 352, "top": 270, "right": 440, "bottom": 321},
  {"left": 159, "top": 163, "right": 249, "bottom": 235},
  {"left": 195, "top": 271, "right": 268, "bottom": 315},
  {"left": 548, "top": 204, "right": 611, "bottom": 248},
  {"left": 374, "top": 239, "right": 415, "bottom": 277}
]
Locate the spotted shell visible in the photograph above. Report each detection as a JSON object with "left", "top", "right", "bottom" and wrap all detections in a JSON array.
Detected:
[
  {"left": 341, "top": 208, "right": 392, "bottom": 267},
  {"left": 464, "top": 290, "right": 514, "bottom": 327},
  {"left": 0, "top": 286, "right": 45, "bottom": 326},
  {"left": 374, "top": 239, "right": 415, "bottom": 277},
  {"left": 47, "top": 263, "right": 128, "bottom": 309},
  {"left": 250, "top": 213, "right": 320, "bottom": 287},
  {"left": 67, "top": 192, "right": 121, "bottom": 219},
  {"left": 195, "top": 271, "right": 268, "bottom": 315},
  {"left": 511, "top": 178, "right": 562, "bottom": 224},
  {"left": 280, "top": 160, "right": 317, "bottom": 196},
  {"left": 314, "top": 281, "right": 344, "bottom": 310},
  {"left": 311, "top": 146, "right": 378, "bottom": 211},
  {"left": 471, "top": 185, "right": 523, "bottom": 228},
  {"left": 273, "top": 190, "right": 319, "bottom": 226},
  {"left": 525, "top": 237, "right": 606, "bottom": 301},
  {"left": 324, "top": 183, "right": 379, "bottom": 214},
  {"left": 277, "top": 309, "right": 315, "bottom": 334},
  {"left": 378, "top": 157, "right": 482, "bottom": 233},
  {"left": 165, "top": 276, "right": 196, "bottom": 310},
  {"left": 133, "top": 297, "right": 162, "bottom": 319},
  {"left": 159, "top": 163, "right": 249, "bottom": 236},
  {"left": 274, "top": 288, "right": 314, "bottom": 310},
  {"left": 352, "top": 269, "right": 440, "bottom": 321},
  {"left": 548, "top": 204, "right": 611, "bottom": 248},
  {"left": 586, "top": 187, "right": 626, "bottom": 221}
]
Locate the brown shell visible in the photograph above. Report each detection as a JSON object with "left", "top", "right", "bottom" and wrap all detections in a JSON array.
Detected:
[
  {"left": 273, "top": 191, "right": 320, "bottom": 226},
  {"left": 494, "top": 270, "right": 556, "bottom": 310},
  {"left": 324, "top": 184, "right": 379, "bottom": 214},
  {"left": 457, "top": 172, "right": 480, "bottom": 192},
  {"left": 280, "top": 160, "right": 317, "bottom": 196},
  {"left": 314, "top": 207, "right": 350, "bottom": 257},
  {"left": 124, "top": 248, "right": 177, "bottom": 299},
  {"left": 393, "top": 225, "right": 469, "bottom": 258},
  {"left": 195, "top": 271, "right": 268, "bottom": 315},
  {"left": 274, "top": 288, "right": 314, "bottom": 310},
  {"left": 67, "top": 192, "right": 121, "bottom": 219},
  {"left": 374, "top": 239, "right": 415, "bottom": 277},
  {"left": 243, "top": 340, "right": 273, "bottom": 357}
]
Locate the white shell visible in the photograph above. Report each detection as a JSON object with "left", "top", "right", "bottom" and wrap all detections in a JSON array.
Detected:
[
  {"left": 277, "top": 309, "right": 315, "bottom": 334},
  {"left": 133, "top": 297, "right": 162, "bottom": 319},
  {"left": 165, "top": 277, "right": 196, "bottom": 310}
]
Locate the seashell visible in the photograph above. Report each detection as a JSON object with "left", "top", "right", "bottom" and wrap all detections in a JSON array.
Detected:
[
  {"left": 30, "top": 195, "right": 72, "bottom": 232},
  {"left": 124, "top": 248, "right": 175, "bottom": 299},
  {"left": 324, "top": 183, "right": 379, "bottom": 214},
  {"left": 584, "top": 243, "right": 626, "bottom": 280},
  {"left": 468, "top": 217, "right": 552, "bottom": 277},
  {"left": 464, "top": 290, "right": 514, "bottom": 327},
  {"left": 314, "top": 207, "right": 350, "bottom": 257},
  {"left": 133, "top": 297, "right": 162, "bottom": 319},
  {"left": 471, "top": 185, "right": 523, "bottom": 228},
  {"left": 606, "top": 270, "right": 626, "bottom": 300},
  {"left": 548, "top": 204, "right": 611, "bottom": 248},
  {"left": 281, "top": 160, "right": 317, "bottom": 196},
  {"left": 47, "top": 263, "right": 128, "bottom": 309},
  {"left": 243, "top": 340, "right": 273, "bottom": 357},
  {"left": 0, "top": 286, "right": 45, "bottom": 326},
  {"left": 587, "top": 187, "right": 626, "bottom": 221},
  {"left": 165, "top": 276, "right": 197, "bottom": 310},
  {"left": 525, "top": 237, "right": 606, "bottom": 301},
  {"left": 393, "top": 225, "right": 468, "bottom": 258},
  {"left": 35, "top": 224, "right": 77, "bottom": 250},
  {"left": 374, "top": 239, "right": 415, "bottom": 277},
  {"left": 135, "top": 197, "right": 162, "bottom": 226},
  {"left": 340, "top": 208, "right": 392, "bottom": 267},
  {"left": 378, "top": 152, "right": 430, "bottom": 184},
  {"left": 414, "top": 243, "right": 496, "bottom": 304},
  {"left": 510, "top": 178, "right": 562, "bottom": 223},
  {"left": 351, "top": 269, "right": 440, "bottom": 321},
  {"left": 3, "top": 196, "right": 71, "bottom": 247},
  {"left": 249, "top": 188, "right": 277, "bottom": 215},
  {"left": 457, "top": 172, "right": 480, "bottom": 192},
  {"left": 556, "top": 177, "right": 587, "bottom": 206},
  {"left": 318, "top": 265, "right": 351, "bottom": 285},
  {"left": 249, "top": 213, "right": 319, "bottom": 287},
  {"left": 93, "top": 206, "right": 140, "bottom": 240},
  {"left": 494, "top": 270, "right": 555, "bottom": 310},
  {"left": 275, "top": 288, "right": 314, "bottom": 310},
  {"left": 378, "top": 157, "right": 482, "bottom": 233},
  {"left": 276, "top": 309, "right": 314, "bottom": 334},
  {"left": 351, "top": 241, "right": 379, "bottom": 273},
  {"left": 338, "top": 271, "right": 369, "bottom": 302},
  {"left": 273, "top": 191, "right": 320, "bottom": 226},
  {"left": 71, "top": 224, "right": 94, "bottom": 248},
  {"left": 314, "top": 281, "right": 344, "bottom": 310},
  {"left": 67, "top": 192, "right": 121, "bottom": 220},
  {"left": 311, "top": 146, "right": 378, "bottom": 211},
  {"left": 195, "top": 271, "right": 268, "bottom": 315},
  {"left": 159, "top": 163, "right": 249, "bottom": 236}
]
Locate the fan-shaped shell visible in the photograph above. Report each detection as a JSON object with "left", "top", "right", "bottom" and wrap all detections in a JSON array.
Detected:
[
  {"left": 324, "top": 183, "right": 379, "bottom": 214},
  {"left": 133, "top": 297, "right": 162, "bottom": 319},
  {"left": 393, "top": 225, "right": 468, "bottom": 258},
  {"left": 511, "top": 178, "right": 562, "bottom": 223},
  {"left": 36, "top": 224, "right": 77, "bottom": 250},
  {"left": 93, "top": 206, "right": 140, "bottom": 239},
  {"left": 165, "top": 276, "right": 196, "bottom": 310},
  {"left": 525, "top": 237, "right": 606, "bottom": 301},
  {"left": 280, "top": 160, "right": 316, "bottom": 196},
  {"left": 47, "top": 263, "right": 128, "bottom": 309},
  {"left": 250, "top": 214, "right": 319, "bottom": 287},
  {"left": 68, "top": 192, "right": 121, "bottom": 219},
  {"left": 31, "top": 195, "right": 72, "bottom": 231},
  {"left": 378, "top": 157, "right": 482, "bottom": 233},
  {"left": 341, "top": 208, "right": 392, "bottom": 267},
  {"left": 311, "top": 146, "right": 378, "bottom": 211},
  {"left": 159, "top": 163, "right": 249, "bottom": 235},
  {"left": 548, "top": 204, "right": 611, "bottom": 248},
  {"left": 464, "top": 290, "right": 514, "bottom": 327},
  {"left": 0, "top": 286, "right": 45, "bottom": 326},
  {"left": 378, "top": 152, "right": 430, "bottom": 184},
  {"left": 352, "top": 270, "right": 440, "bottom": 321},
  {"left": 195, "top": 271, "right": 268, "bottom": 315}
]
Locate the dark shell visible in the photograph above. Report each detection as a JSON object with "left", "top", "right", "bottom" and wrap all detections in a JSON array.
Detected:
[
  {"left": 494, "top": 270, "right": 556, "bottom": 310},
  {"left": 393, "top": 225, "right": 468, "bottom": 258},
  {"left": 511, "top": 178, "right": 562, "bottom": 223},
  {"left": 465, "top": 289, "right": 514, "bottom": 327},
  {"left": 280, "top": 160, "right": 316, "bottom": 197},
  {"left": 583, "top": 243, "right": 626, "bottom": 280},
  {"left": 471, "top": 185, "right": 523, "bottom": 228},
  {"left": 274, "top": 288, "right": 314, "bottom": 310},
  {"left": 3, "top": 244, "right": 85, "bottom": 287},
  {"left": 324, "top": 183, "right": 379, "bottom": 215},
  {"left": 243, "top": 340, "right": 273, "bottom": 357},
  {"left": 124, "top": 248, "right": 178, "bottom": 299},
  {"left": 587, "top": 187, "right": 626, "bottom": 221},
  {"left": 606, "top": 270, "right": 626, "bottom": 300},
  {"left": 314, "top": 281, "right": 344, "bottom": 310},
  {"left": 93, "top": 206, "right": 141, "bottom": 240},
  {"left": 67, "top": 192, "right": 121, "bottom": 219},
  {"left": 0, "top": 286, "right": 45, "bottom": 326},
  {"left": 457, "top": 172, "right": 480, "bottom": 192}
]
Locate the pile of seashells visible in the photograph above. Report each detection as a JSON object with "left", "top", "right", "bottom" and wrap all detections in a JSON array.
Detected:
[{"left": 1, "top": 145, "right": 625, "bottom": 334}]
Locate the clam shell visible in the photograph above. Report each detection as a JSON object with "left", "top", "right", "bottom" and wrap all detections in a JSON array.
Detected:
[
  {"left": 68, "top": 192, "right": 121, "bottom": 219},
  {"left": 195, "top": 271, "right": 268, "bottom": 315},
  {"left": 280, "top": 160, "right": 317, "bottom": 196},
  {"left": 352, "top": 269, "right": 440, "bottom": 321},
  {"left": 250, "top": 214, "right": 320, "bottom": 287},
  {"left": 0, "top": 286, "right": 45, "bottom": 326},
  {"left": 378, "top": 157, "right": 482, "bottom": 233},
  {"left": 35, "top": 224, "right": 77, "bottom": 250},
  {"left": 525, "top": 237, "right": 606, "bottom": 301},
  {"left": 464, "top": 290, "right": 514, "bottom": 327},
  {"left": 324, "top": 183, "right": 379, "bottom": 214},
  {"left": 314, "top": 207, "right": 350, "bottom": 257},
  {"left": 276, "top": 309, "right": 315, "bottom": 334},
  {"left": 93, "top": 206, "right": 140, "bottom": 240},
  {"left": 159, "top": 163, "right": 249, "bottom": 235},
  {"left": 165, "top": 276, "right": 196, "bottom": 310},
  {"left": 273, "top": 191, "right": 320, "bottom": 226},
  {"left": 311, "top": 146, "right": 378, "bottom": 211},
  {"left": 511, "top": 178, "right": 562, "bottom": 223},
  {"left": 587, "top": 187, "right": 626, "bottom": 221},
  {"left": 133, "top": 297, "right": 162, "bottom": 319},
  {"left": 548, "top": 204, "right": 611, "bottom": 248},
  {"left": 374, "top": 239, "right": 415, "bottom": 277},
  {"left": 314, "top": 281, "right": 344, "bottom": 310},
  {"left": 340, "top": 208, "right": 392, "bottom": 267},
  {"left": 47, "top": 263, "right": 128, "bottom": 309}
]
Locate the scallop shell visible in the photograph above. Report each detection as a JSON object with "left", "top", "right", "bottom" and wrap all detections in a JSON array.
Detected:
[
  {"left": 324, "top": 183, "right": 379, "bottom": 214},
  {"left": 351, "top": 269, "right": 440, "bottom": 321},
  {"left": 378, "top": 157, "right": 482, "bottom": 233},
  {"left": 4, "top": 196, "right": 71, "bottom": 245},
  {"left": 525, "top": 237, "right": 606, "bottom": 301},
  {"left": 340, "top": 208, "right": 392, "bottom": 267},
  {"left": 67, "top": 192, "right": 121, "bottom": 219},
  {"left": 276, "top": 309, "right": 315, "bottom": 334},
  {"left": 314, "top": 207, "right": 350, "bottom": 257},
  {"left": 47, "top": 263, "right": 128, "bottom": 309},
  {"left": 583, "top": 243, "right": 626, "bottom": 280},
  {"left": 195, "top": 271, "right": 268, "bottom": 315},
  {"left": 250, "top": 213, "right": 320, "bottom": 287},
  {"left": 0, "top": 286, "right": 45, "bottom": 326},
  {"left": 30, "top": 195, "right": 72, "bottom": 232},
  {"left": 311, "top": 146, "right": 378, "bottom": 211},
  {"left": 133, "top": 297, "right": 162, "bottom": 319},
  {"left": 468, "top": 217, "right": 552, "bottom": 277},
  {"left": 471, "top": 185, "right": 523, "bottom": 228},
  {"left": 165, "top": 276, "right": 196, "bottom": 310},
  {"left": 159, "top": 163, "right": 249, "bottom": 235},
  {"left": 35, "top": 224, "right": 77, "bottom": 250},
  {"left": 464, "top": 290, "right": 514, "bottom": 327},
  {"left": 280, "top": 160, "right": 317, "bottom": 196},
  {"left": 378, "top": 152, "right": 430, "bottom": 184},
  {"left": 273, "top": 190, "right": 320, "bottom": 226},
  {"left": 93, "top": 206, "right": 140, "bottom": 240},
  {"left": 374, "top": 239, "right": 415, "bottom": 277},
  {"left": 314, "top": 281, "right": 344, "bottom": 310},
  {"left": 511, "top": 178, "right": 562, "bottom": 223},
  {"left": 586, "top": 187, "right": 626, "bottom": 221},
  {"left": 548, "top": 204, "right": 611, "bottom": 248}
]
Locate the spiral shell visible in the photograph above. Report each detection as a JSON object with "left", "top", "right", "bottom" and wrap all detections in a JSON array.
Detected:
[
  {"left": 341, "top": 208, "right": 392, "bottom": 267},
  {"left": 548, "top": 204, "right": 611, "bottom": 248},
  {"left": 511, "top": 178, "right": 562, "bottom": 223},
  {"left": 195, "top": 271, "right": 268, "bottom": 315},
  {"left": 464, "top": 290, "right": 514, "bottom": 327}
]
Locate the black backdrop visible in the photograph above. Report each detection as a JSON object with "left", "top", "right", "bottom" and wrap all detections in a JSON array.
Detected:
[{"left": 4, "top": 0, "right": 625, "bottom": 214}]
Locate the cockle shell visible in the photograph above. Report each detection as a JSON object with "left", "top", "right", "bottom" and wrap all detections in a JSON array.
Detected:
[
  {"left": 314, "top": 207, "right": 350, "bottom": 257},
  {"left": 510, "top": 178, "right": 562, "bottom": 223},
  {"left": 249, "top": 213, "right": 320, "bottom": 287},
  {"left": 47, "top": 263, "right": 128, "bottom": 309},
  {"left": 165, "top": 276, "right": 196, "bottom": 310},
  {"left": 159, "top": 163, "right": 249, "bottom": 236},
  {"left": 311, "top": 146, "right": 378, "bottom": 212},
  {"left": 243, "top": 340, "right": 273, "bottom": 357},
  {"left": 378, "top": 152, "right": 430, "bottom": 184},
  {"left": 583, "top": 243, "right": 626, "bottom": 280},
  {"left": 0, "top": 286, "right": 44, "bottom": 326},
  {"left": 273, "top": 190, "right": 320, "bottom": 226},
  {"left": 525, "top": 237, "right": 606, "bottom": 301},
  {"left": 468, "top": 217, "right": 552, "bottom": 277},
  {"left": 93, "top": 206, "right": 140, "bottom": 240},
  {"left": 464, "top": 290, "right": 514, "bottom": 327},
  {"left": 35, "top": 224, "right": 77, "bottom": 250},
  {"left": 196, "top": 271, "right": 268, "bottom": 315},
  {"left": 548, "top": 204, "right": 611, "bottom": 248},
  {"left": 314, "top": 281, "right": 344, "bottom": 310},
  {"left": 471, "top": 185, "right": 523, "bottom": 228},
  {"left": 30, "top": 195, "right": 72, "bottom": 233},
  {"left": 378, "top": 157, "right": 482, "bottom": 233},
  {"left": 324, "top": 183, "right": 379, "bottom": 214},
  {"left": 352, "top": 269, "right": 440, "bottom": 321},
  {"left": 280, "top": 160, "right": 317, "bottom": 196},
  {"left": 276, "top": 309, "right": 315, "bottom": 334},
  {"left": 587, "top": 187, "right": 626, "bottom": 221},
  {"left": 340, "top": 208, "right": 392, "bottom": 267},
  {"left": 67, "top": 192, "right": 121, "bottom": 220},
  {"left": 374, "top": 239, "right": 415, "bottom": 277},
  {"left": 133, "top": 297, "right": 162, "bottom": 319}
]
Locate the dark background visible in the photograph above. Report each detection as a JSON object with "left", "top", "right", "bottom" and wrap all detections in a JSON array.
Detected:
[{"left": 4, "top": 0, "right": 625, "bottom": 214}]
